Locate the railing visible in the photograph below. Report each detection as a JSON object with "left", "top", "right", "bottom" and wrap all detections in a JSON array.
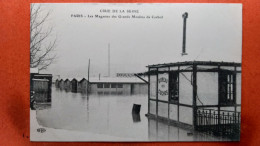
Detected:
[{"left": 196, "top": 109, "right": 240, "bottom": 139}]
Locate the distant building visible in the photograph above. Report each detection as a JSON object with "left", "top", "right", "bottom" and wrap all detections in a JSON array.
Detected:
[
  {"left": 89, "top": 77, "right": 148, "bottom": 95},
  {"left": 78, "top": 78, "right": 88, "bottom": 93},
  {"left": 64, "top": 78, "right": 72, "bottom": 92},
  {"left": 55, "top": 77, "right": 148, "bottom": 95},
  {"left": 59, "top": 79, "right": 65, "bottom": 90},
  {"left": 55, "top": 79, "right": 60, "bottom": 88},
  {"left": 71, "top": 78, "right": 78, "bottom": 93},
  {"left": 146, "top": 61, "right": 241, "bottom": 137}
]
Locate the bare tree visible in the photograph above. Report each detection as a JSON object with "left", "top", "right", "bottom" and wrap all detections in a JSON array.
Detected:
[{"left": 30, "top": 4, "right": 57, "bottom": 71}]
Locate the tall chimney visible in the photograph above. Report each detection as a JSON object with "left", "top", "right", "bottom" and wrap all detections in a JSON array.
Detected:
[{"left": 182, "top": 12, "right": 188, "bottom": 56}]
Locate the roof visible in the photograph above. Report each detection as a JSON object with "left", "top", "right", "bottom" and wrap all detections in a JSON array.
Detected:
[
  {"left": 57, "top": 77, "right": 147, "bottom": 83},
  {"left": 33, "top": 74, "right": 52, "bottom": 77},
  {"left": 64, "top": 78, "right": 74, "bottom": 81},
  {"left": 89, "top": 77, "right": 148, "bottom": 84},
  {"left": 147, "top": 61, "right": 241, "bottom": 68},
  {"left": 73, "top": 77, "right": 86, "bottom": 82},
  {"left": 32, "top": 79, "right": 49, "bottom": 82},
  {"left": 58, "top": 77, "right": 86, "bottom": 82},
  {"left": 30, "top": 68, "right": 39, "bottom": 74}
]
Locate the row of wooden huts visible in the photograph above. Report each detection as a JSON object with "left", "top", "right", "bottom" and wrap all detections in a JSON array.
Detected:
[{"left": 55, "top": 77, "right": 148, "bottom": 95}]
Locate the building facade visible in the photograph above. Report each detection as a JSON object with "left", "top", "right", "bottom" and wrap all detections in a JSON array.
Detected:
[
  {"left": 146, "top": 61, "right": 241, "bottom": 135},
  {"left": 89, "top": 77, "right": 148, "bottom": 95}
]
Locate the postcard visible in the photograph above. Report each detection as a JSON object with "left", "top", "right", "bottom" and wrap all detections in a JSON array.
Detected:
[{"left": 30, "top": 3, "right": 242, "bottom": 141}]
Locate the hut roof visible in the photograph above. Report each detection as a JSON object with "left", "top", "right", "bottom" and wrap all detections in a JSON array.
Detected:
[
  {"left": 32, "top": 79, "right": 49, "bottom": 82},
  {"left": 147, "top": 61, "right": 241, "bottom": 68},
  {"left": 64, "top": 78, "right": 73, "bottom": 81},
  {"left": 73, "top": 77, "right": 86, "bottom": 82}
]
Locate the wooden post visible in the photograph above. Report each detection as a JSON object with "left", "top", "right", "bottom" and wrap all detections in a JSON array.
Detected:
[
  {"left": 156, "top": 67, "right": 159, "bottom": 117},
  {"left": 234, "top": 66, "right": 237, "bottom": 115},
  {"left": 177, "top": 66, "right": 180, "bottom": 122},
  {"left": 193, "top": 64, "right": 197, "bottom": 129},
  {"left": 168, "top": 67, "right": 170, "bottom": 122},
  {"left": 217, "top": 65, "right": 221, "bottom": 126},
  {"left": 148, "top": 68, "right": 151, "bottom": 115}
]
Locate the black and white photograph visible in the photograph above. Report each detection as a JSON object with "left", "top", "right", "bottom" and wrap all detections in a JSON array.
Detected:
[{"left": 30, "top": 3, "right": 242, "bottom": 141}]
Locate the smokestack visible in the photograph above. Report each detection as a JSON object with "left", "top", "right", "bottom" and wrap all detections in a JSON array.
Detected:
[{"left": 182, "top": 12, "right": 188, "bottom": 56}]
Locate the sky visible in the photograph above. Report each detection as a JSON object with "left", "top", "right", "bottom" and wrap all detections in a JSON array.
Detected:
[{"left": 34, "top": 3, "right": 242, "bottom": 79}]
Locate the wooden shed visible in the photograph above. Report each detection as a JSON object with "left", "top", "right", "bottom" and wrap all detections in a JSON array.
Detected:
[
  {"left": 32, "top": 79, "right": 49, "bottom": 102},
  {"left": 71, "top": 78, "right": 78, "bottom": 93},
  {"left": 146, "top": 61, "right": 241, "bottom": 138},
  {"left": 55, "top": 79, "right": 60, "bottom": 88},
  {"left": 64, "top": 78, "right": 72, "bottom": 92},
  {"left": 77, "top": 78, "right": 88, "bottom": 93},
  {"left": 30, "top": 73, "right": 52, "bottom": 103},
  {"left": 59, "top": 79, "right": 65, "bottom": 90}
]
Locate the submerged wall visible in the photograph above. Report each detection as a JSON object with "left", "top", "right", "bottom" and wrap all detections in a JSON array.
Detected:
[
  {"left": 149, "top": 71, "right": 194, "bottom": 126},
  {"left": 131, "top": 83, "right": 148, "bottom": 94}
]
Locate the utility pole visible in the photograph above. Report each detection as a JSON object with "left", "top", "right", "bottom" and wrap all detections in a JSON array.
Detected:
[
  {"left": 87, "top": 59, "right": 90, "bottom": 93},
  {"left": 182, "top": 12, "right": 188, "bottom": 56},
  {"left": 108, "top": 43, "right": 110, "bottom": 77}
]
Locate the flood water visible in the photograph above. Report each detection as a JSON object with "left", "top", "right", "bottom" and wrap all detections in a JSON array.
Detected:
[{"left": 35, "top": 87, "right": 229, "bottom": 141}]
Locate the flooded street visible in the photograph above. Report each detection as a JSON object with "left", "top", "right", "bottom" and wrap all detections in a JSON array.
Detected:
[{"left": 35, "top": 87, "right": 229, "bottom": 141}]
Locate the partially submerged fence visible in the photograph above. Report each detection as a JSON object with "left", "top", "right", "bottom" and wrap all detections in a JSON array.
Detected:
[{"left": 196, "top": 109, "right": 240, "bottom": 139}]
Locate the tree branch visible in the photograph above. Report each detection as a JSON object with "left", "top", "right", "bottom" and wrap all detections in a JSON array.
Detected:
[{"left": 30, "top": 4, "right": 57, "bottom": 71}]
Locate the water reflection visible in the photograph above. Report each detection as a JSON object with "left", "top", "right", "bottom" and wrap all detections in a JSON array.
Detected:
[
  {"left": 35, "top": 87, "right": 230, "bottom": 141},
  {"left": 34, "top": 103, "right": 51, "bottom": 110},
  {"left": 36, "top": 87, "right": 148, "bottom": 140},
  {"left": 148, "top": 118, "right": 231, "bottom": 141},
  {"left": 132, "top": 113, "right": 141, "bottom": 123}
]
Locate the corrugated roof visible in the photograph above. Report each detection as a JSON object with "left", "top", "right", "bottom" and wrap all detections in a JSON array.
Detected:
[{"left": 147, "top": 61, "right": 241, "bottom": 68}]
